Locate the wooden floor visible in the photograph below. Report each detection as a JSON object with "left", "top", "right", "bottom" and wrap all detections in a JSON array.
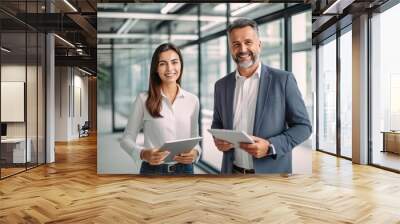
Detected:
[{"left": 1, "top": 134, "right": 400, "bottom": 223}]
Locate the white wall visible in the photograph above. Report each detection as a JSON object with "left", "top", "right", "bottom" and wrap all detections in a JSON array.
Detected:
[
  {"left": 72, "top": 73, "right": 89, "bottom": 138},
  {"left": 55, "top": 67, "right": 89, "bottom": 141},
  {"left": 1, "top": 65, "right": 32, "bottom": 138}
]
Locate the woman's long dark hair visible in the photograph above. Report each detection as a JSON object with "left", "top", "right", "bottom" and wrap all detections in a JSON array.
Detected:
[{"left": 146, "top": 43, "right": 183, "bottom": 117}]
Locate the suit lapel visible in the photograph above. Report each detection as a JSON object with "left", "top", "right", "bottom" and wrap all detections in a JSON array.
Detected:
[
  {"left": 225, "top": 73, "right": 236, "bottom": 129},
  {"left": 253, "top": 65, "right": 271, "bottom": 135}
]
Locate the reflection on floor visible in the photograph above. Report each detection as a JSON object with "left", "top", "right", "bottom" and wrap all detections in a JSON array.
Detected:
[
  {"left": 373, "top": 150, "right": 400, "bottom": 171},
  {"left": 0, "top": 162, "right": 43, "bottom": 179},
  {"left": 0, "top": 167, "right": 25, "bottom": 178}
]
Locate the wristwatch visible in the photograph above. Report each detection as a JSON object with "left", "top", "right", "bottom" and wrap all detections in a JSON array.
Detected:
[{"left": 268, "top": 144, "right": 277, "bottom": 159}]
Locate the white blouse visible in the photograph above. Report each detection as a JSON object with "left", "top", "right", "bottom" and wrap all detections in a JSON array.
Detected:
[{"left": 120, "top": 87, "right": 201, "bottom": 164}]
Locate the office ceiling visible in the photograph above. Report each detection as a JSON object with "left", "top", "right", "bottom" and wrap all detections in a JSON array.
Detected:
[
  {"left": 97, "top": 3, "right": 289, "bottom": 47},
  {"left": 312, "top": 0, "right": 391, "bottom": 44},
  {"left": 0, "top": 0, "right": 97, "bottom": 75}
]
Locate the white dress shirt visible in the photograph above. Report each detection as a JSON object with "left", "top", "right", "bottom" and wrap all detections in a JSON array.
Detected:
[
  {"left": 120, "top": 86, "right": 201, "bottom": 164},
  {"left": 232, "top": 62, "right": 261, "bottom": 169}
]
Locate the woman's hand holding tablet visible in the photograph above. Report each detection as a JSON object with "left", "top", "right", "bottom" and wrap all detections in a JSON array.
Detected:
[
  {"left": 158, "top": 137, "right": 202, "bottom": 163},
  {"left": 140, "top": 149, "right": 170, "bottom": 165}
]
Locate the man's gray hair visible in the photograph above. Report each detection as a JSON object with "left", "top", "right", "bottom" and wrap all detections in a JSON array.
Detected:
[{"left": 227, "top": 18, "right": 259, "bottom": 37}]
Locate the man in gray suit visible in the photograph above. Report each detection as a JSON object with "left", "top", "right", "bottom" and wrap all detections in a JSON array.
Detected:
[{"left": 211, "top": 18, "right": 312, "bottom": 174}]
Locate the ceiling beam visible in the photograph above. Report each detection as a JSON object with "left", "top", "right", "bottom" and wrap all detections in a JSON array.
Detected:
[
  {"left": 97, "top": 12, "right": 229, "bottom": 22},
  {"left": 322, "top": 0, "right": 355, "bottom": 15},
  {"left": 98, "top": 33, "right": 198, "bottom": 40}
]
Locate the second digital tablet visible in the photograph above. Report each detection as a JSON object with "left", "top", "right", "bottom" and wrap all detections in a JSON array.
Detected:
[{"left": 207, "top": 129, "right": 254, "bottom": 147}]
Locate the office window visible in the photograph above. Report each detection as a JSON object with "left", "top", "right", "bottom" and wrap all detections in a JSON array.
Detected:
[
  {"left": 200, "top": 4, "right": 226, "bottom": 38},
  {"left": 318, "top": 37, "right": 337, "bottom": 154},
  {"left": 113, "top": 49, "right": 132, "bottom": 130},
  {"left": 291, "top": 10, "right": 313, "bottom": 173},
  {"left": 171, "top": 5, "right": 198, "bottom": 46},
  {"left": 181, "top": 45, "right": 199, "bottom": 96},
  {"left": 292, "top": 11, "right": 312, "bottom": 53},
  {"left": 291, "top": 11, "right": 312, "bottom": 131},
  {"left": 200, "top": 36, "right": 227, "bottom": 170},
  {"left": 292, "top": 51, "right": 313, "bottom": 130},
  {"left": 340, "top": 28, "right": 352, "bottom": 158},
  {"left": 113, "top": 48, "right": 150, "bottom": 130},
  {"left": 259, "top": 19, "right": 284, "bottom": 69},
  {"left": 292, "top": 11, "right": 311, "bottom": 44},
  {"left": 97, "top": 49, "right": 113, "bottom": 133},
  {"left": 371, "top": 3, "right": 400, "bottom": 171}
]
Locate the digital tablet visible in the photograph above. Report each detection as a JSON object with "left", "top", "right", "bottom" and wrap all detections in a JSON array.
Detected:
[
  {"left": 207, "top": 129, "right": 254, "bottom": 147},
  {"left": 159, "top": 137, "right": 202, "bottom": 163}
]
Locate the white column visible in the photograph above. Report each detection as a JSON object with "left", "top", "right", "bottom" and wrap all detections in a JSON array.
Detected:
[
  {"left": 46, "top": 33, "right": 55, "bottom": 163},
  {"left": 352, "top": 14, "right": 369, "bottom": 164}
]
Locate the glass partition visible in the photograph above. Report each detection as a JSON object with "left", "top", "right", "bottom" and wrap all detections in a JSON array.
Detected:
[
  {"left": 27, "top": 30, "right": 38, "bottom": 169},
  {"left": 181, "top": 45, "right": 199, "bottom": 96},
  {"left": 200, "top": 36, "right": 227, "bottom": 170},
  {"left": 339, "top": 28, "right": 352, "bottom": 158},
  {"left": 1, "top": 30, "right": 28, "bottom": 177},
  {"left": 0, "top": 1, "right": 46, "bottom": 179},
  {"left": 259, "top": 19, "right": 284, "bottom": 69},
  {"left": 318, "top": 37, "right": 337, "bottom": 155}
]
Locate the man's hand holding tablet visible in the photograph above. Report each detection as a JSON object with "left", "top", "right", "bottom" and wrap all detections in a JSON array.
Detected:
[
  {"left": 213, "top": 138, "right": 234, "bottom": 152},
  {"left": 208, "top": 129, "right": 254, "bottom": 152},
  {"left": 209, "top": 129, "right": 270, "bottom": 158},
  {"left": 239, "top": 136, "right": 271, "bottom": 159}
]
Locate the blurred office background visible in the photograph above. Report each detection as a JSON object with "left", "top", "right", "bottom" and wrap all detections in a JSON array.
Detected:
[{"left": 97, "top": 3, "right": 312, "bottom": 174}]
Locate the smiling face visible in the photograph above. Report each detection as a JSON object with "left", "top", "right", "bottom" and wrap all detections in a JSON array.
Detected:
[
  {"left": 229, "top": 26, "right": 261, "bottom": 69},
  {"left": 157, "top": 50, "right": 182, "bottom": 85}
]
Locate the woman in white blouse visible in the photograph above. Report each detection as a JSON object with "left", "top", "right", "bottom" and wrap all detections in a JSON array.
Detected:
[{"left": 120, "top": 43, "right": 201, "bottom": 175}]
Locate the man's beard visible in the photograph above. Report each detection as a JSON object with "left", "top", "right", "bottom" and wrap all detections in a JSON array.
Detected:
[{"left": 233, "top": 50, "right": 260, "bottom": 69}]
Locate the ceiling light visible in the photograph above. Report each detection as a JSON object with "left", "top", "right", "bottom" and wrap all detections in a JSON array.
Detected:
[
  {"left": 98, "top": 33, "right": 198, "bottom": 41},
  {"left": 231, "top": 3, "right": 260, "bottom": 16},
  {"left": 124, "top": 19, "right": 139, "bottom": 34},
  {"left": 161, "top": 3, "right": 178, "bottom": 14},
  {"left": 213, "top": 4, "right": 226, "bottom": 12},
  {"left": 54, "top": 34, "right": 75, "bottom": 48},
  {"left": 1, "top": 47, "right": 11, "bottom": 53},
  {"left": 97, "top": 44, "right": 160, "bottom": 49},
  {"left": 78, "top": 67, "right": 92, "bottom": 76},
  {"left": 63, "top": 0, "right": 78, "bottom": 12},
  {"left": 117, "top": 19, "right": 139, "bottom": 34},
  {"left": 323, "top": 0, "right": 354, "bottom": 15},
  {"left": 230, "top": 3, "right": 248, "bottom": 11},
  {"left": 200, "top": 21, "right": 223, "bottom": 32},
  {"left": 98, "top": 12, "right": 227, "bottom": 22}
]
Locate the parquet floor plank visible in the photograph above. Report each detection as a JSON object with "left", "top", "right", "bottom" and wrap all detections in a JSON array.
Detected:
[{"left": 1, "top": 134, "right": 400, "bottom": 223}]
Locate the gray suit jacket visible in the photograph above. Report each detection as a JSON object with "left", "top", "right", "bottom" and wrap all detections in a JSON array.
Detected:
[{"left": 211, "top": 64, "right": 312, "bottom": 174}]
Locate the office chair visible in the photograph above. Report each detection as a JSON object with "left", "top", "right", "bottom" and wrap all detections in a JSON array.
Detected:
[{"left": 79, "top": 121, "right": 90, "bottom": 138}]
